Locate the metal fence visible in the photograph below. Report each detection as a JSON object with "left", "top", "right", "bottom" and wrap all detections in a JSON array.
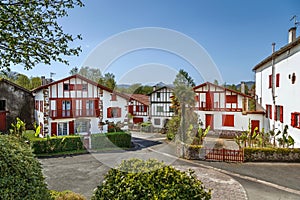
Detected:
[{"left": 203, "top": 148, "right": 244, "bottom": 162}]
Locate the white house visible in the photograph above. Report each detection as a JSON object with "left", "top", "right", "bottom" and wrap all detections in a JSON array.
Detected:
[
  {"left": 32, "top": 74, "right": 129, "bottom": 136},
  {"left": 194, "top": 82, "right": 264, "bottom": 136},
  {"left": 149, "top": 86, "right": 174, "bottom": 129},
  {"left": 253, "top": 27, "right": 300, "bottom": 147},
  {"left": 127, "top": 94, "right": 150, "bottom": 124}
]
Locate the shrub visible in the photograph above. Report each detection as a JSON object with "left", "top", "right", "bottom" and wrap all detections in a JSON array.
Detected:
[
  {"left": 50, "top": 190, "right": 86, "bottom": 200},
  {"left": 92, "top": 159, "right": 211, "bottom": 200},
  {"left": 0, "top": 135, "right": 51, "bottom": 199},
  {"left": 23, "top": 133, "right": 85, "bottom": 154},
  {"left": 91, "top": 132, "right": 131, "bottom": 149}
]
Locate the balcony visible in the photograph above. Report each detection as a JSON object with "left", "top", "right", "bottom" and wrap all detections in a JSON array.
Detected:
[{"left": 50, "top": 109, "right": 100, "bottom": 119}]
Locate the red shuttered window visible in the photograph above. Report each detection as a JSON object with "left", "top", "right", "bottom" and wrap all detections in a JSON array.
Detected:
[
  {"left": 268, "top": 75, "right": 272, "bottom": 88},
  {"left": 276, "top": 73, "right": 280, "bottom": 87},
  {"left": 266, "top": 104, "right": 272, "bottom": 119},
  {"left": 222, "top": 114, "right": 234, "bottom": 127}
]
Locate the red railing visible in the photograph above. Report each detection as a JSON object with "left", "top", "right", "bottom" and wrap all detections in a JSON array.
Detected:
[
  {"left": 203, "top": 148, "right": 244, "bottom": 162},
  {"left": 50, "top": 109, "right": 100, "bottom": 119}
]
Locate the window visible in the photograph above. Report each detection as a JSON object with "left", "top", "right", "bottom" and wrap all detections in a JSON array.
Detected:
[
  {"left": 137, "top": 105, "right": 144, "bottom": 112},
  {"left": 268, "top": 74, "right": 272, "bottom": 88},
  {"left": 0, "top": 100, "right": 5, "bottom": 111},
  {"left": 154, "top": 118, "right": 161, "bottom": 125},
  {"left": 62, "top": 100, "right": 71, "bottom": 117},
  {"left": 111, "top": 94, "right": 117, "bottom": 101},
  {"left": 63, "top": 84, "right": 69, "bottom": 91},
  {"left": 225, "top": 95, "right": 237, "bottom": 103},
  {"left": 266, "top": 104, "right": 272, "bottom": 119},
  {"left": 75, "top": 120, "right": 89, "bottom": 133},
  {"left": 40, "top": 100, "right": 43, "bottom": 112},
  {"left": 157, "top": 106, "right": 164, "bottom": 112},
  {"left": 82, "top": 84, "right": 87, "bottom": 91},
  {"left": 157, "top": 92, "right": 161, "bottom": 98},
  {"left": 35, "top": 100, "right": 39, "bottom": 110},
  {"left": 57, "top": 122, "right": 68, "bottom": 136},
  {"left": 276, "top": 73, "right": 280, "bottom": 87},
  {"left": 291, "top": 112, "right": 300, "bottom": 128},
  {"left": 86, "top": 100, "right": 94, "bottom": 116},
  {"left": 222, "top": 115, "right": 234, "bottom": 127},
  {"left": 275, "top": 105, "right": 283, "bottom": 123},
  {"left": 107, "top": 107, "right": 121, "bottom": 118}
]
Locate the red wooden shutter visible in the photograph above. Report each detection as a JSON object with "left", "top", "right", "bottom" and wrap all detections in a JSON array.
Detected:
[
  {"left": 195, "top": 95, "right": 199, "bottom": 102},
  {"left": 128, "top": 105, "right": 133, "bottom": 115},
  {"left": 280, "top": 106, "right": 283, "bottom": 123},
  {"left": 269, "top": 105, "right": 272, "bottom": 119},
  {"left": 95, "top": 99, "right": 99, "bottom": 116},
  {"left": 274, "top": 106, "right": 277, "bottom": 121},
  {"left": 276, "top": 74, "right": 280, "bottom": 87},
  {"left": 69, "top": 121, "right": 74, "bottom": 135},
  {"left": 144, "top": 105, "right": 147, "bottom": 112},
  {"left": 291, "top": 113, "right": 295, "bottom": 127},
  {"left": 56, "top": 100, "right": 62, "bottom": 118},
  {"left": 136, "top": 105, "right": 139, "bottom": 112},
  {"left": 269, "top": 75, "right": 272, "bottom": 88},
  {"left": 117, "top": 107, "right": 122, "bottom": 118},
  {"left": 40, "top": 101, "right": 43, "bottom": 112},
  {"left": 51, "top": 122, "right": 57, "bottom": 136},
  {"left": 107, "top": 107, "right": 112, "bottom": 118}
]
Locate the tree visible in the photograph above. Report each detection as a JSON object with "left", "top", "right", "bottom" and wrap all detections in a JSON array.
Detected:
[
  {"left": 173, "top": 69, "right": 196, "bottom": 142},
  {"left": 30, "top": 76, "right": 42, "bottom": 89},
  {"left": 77, "top": 66, "right": 102, "bottom": 82},
  {"left": 69, "top": 67, "right": 79, "bottom": 75},
  {"left": 15, "top": 74, "right": 30, "bottom": 89},
  {"left": 99, "top": 72, "right": 116, "bottom": 90},
  {"left": 0, "top": 0, "right": 84, "bottom": 71}
]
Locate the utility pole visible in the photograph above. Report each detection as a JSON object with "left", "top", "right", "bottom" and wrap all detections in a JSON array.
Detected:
[{"left": 271, "top": 43, "right": 276, "bottom": 131}]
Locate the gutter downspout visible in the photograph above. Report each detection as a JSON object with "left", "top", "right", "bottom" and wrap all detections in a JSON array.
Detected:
[{"left": 271, "top": 43, "right": 276, "bottom": 131}]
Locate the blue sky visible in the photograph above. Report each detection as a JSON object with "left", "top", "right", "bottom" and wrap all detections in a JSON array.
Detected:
[{"left": 14, "top": 0, "right": 300, "bottom": 85}]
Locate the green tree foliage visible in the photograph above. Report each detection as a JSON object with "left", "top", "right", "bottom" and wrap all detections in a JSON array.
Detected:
[
  {"left": 92, "top": 159, "right": 211, "bottom": 200},
  {"left": 0, "top": 135, "right": 51, "bottom": 199},
  {"left": 76, "top": 66, "right": 102, "bottom": 82},
  {"left": 99, "top": 72, "right": 116, "bottom": 90},
  {"left": 30, "top": 76, "right": 42, "bottom": 89},
  {"left": 15, "top": 73, "right": 30, "bottom": 89},
  {"left": 0, "top": 0, "right": 83, "bottom": 71}
]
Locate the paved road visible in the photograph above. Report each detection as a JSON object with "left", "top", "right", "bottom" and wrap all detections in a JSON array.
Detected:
[{"left": 39, "top": 132, "right": 300, "bottom": 200}]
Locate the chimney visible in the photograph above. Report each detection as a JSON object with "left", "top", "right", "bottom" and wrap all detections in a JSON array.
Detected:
[
  {"left": 288, "top": 27, "right": 297, "bottom": 43},
  {"left": 153, "top": 86, "right": 156, "bottom": 91},
  {"left": 41, "top": 76, "right": 46, "bottom": 85},
  {"left": 241, "top": 81, "right": 245, "bottom": 94}
]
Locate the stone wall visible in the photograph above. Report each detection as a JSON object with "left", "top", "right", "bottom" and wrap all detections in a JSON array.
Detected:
[
  {"left": 0, "top": 81, "right": 34, "bottom": 131},
  {"left": 244, "top": 148, "right": 300, "bottom": 162}
]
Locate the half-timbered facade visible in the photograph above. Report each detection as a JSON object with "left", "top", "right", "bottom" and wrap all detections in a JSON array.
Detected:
[
  {"left": 194, "top": 82, "right": 264, "bottom": 134},
  {"left": 253, "top": 27, "right": 300, "bottom": 147},
  {"left": 128, "top": 94, "right": 150, "bottom": 124},
  {"left": 149, "top": 86, "right": 174, "bottom": 129},
  {"left": 33, "top": 74, "right": 128, "bottom": 136}
]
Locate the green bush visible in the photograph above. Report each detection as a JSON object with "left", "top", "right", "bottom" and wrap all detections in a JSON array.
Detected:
[
  {"left": 92, "top": 159, "right": 211, "bottom": 200},
  {"left": 23, "top": 133, "right": 85, "bottom": 154},
  {"left": 91, "top": 132, "right": 131, "bottom": 149},
  {"left": 0, "top": 135, "right": 51, "bottom": 199},
  {"left": 50, "top": 190, "right": 86, "bottom": 200}
]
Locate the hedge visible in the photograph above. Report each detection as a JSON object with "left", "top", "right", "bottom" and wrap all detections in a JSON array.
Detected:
[
  {"left": 0, "top": 135, "right": 51, "bottom": 199},
  {"left": 24, "top": 134, "right": 85, "bottom": 154},
  {"left": 244, "top": 147, "right": 300, "bottom": 162},
  {"left": 92, "top": 158, "right": 211, "bottom": 200},
  {"left": 91, "top": 132, "right": 131, "bottom": 149}
]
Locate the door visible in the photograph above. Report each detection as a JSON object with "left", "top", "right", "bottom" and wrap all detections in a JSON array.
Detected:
[
  {"left": 0, "top": 100, "right": 6, "bottom": 131},
  {"left": 251, "top": 120, "right": 260, "bottom": 134},
  {"left": 0, "top": 112, "right": 6, "bottom": 131},
  {"left": 206, "top": 92, "right": 214, "bottom": 109},
  {"left": 205, "top": 114, "right": 214, "bottom": 130}
]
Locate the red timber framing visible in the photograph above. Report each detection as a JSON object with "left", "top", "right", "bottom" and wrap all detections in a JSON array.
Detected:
[{"left": 194, "top": 82, "right": 251, "bottom": 112}]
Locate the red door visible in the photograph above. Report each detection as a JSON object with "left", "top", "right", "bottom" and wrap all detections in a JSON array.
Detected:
[
  {"left": 0, "top": 111, "right": 6, "bottom": 131},
  {"left": 251, "top": 120, "right": 260, "bottom": 134},
  {"left": 205, "top": 114, "right": 214, "bottom": 130},
  {"left": 206, "top": 92, "right": 214, "bottom": 109}
]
